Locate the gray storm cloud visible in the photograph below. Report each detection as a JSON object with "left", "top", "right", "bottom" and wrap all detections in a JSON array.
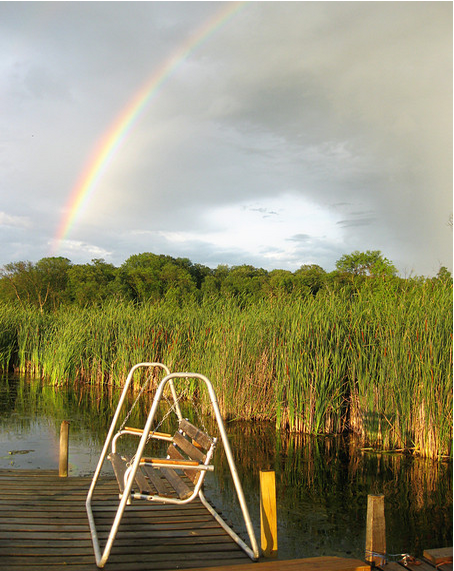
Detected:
[{"left": 0, "top": 2, "right": 451, "bottom": 275}]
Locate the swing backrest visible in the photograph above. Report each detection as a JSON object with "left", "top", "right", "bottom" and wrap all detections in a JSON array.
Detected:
[
  {"left": 166, "top": 419, "right": 215, "bottom": 485},
  {"left": 136, "top": 419, "right": 216, "bottom": 501}
]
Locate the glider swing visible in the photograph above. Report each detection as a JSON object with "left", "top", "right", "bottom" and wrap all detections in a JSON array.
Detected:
[{"left": 86, "top": 362, "right": 259, "bottom": 568}]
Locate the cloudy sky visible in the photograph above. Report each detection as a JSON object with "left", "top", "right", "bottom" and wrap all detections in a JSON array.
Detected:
[{"left": 1, "top": 2, "right": 452, "bottom": 276}]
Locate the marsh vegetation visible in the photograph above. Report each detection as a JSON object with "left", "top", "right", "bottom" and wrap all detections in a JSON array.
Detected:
[{"left": 0, "top": 250, "right": 451, "bottom": 459}]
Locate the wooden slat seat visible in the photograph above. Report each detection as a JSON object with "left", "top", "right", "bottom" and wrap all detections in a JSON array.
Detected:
[
  {"left": 167, "top": 445, "right": 199, "bottom": 484},
  {"left": 109, "top": 453, "right": 153, "bottom": 495},
  {"left": 140, "top": 464, "right": 173, "bottom": 497},
  {"left": 109, "top": 419, "right": 216, "bottom": 503},
  {"left": 160, "top": 467, "right": 192, "bottom": 500}
]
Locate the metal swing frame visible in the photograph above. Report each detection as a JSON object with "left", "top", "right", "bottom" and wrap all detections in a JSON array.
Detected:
[{"left": 86, "top": 363, "right": 260, "bottom": 568}]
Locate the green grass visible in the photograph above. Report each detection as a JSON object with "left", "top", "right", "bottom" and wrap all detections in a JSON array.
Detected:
[{"left": 0, "top": 278, "right": 451, "bottom": 458}]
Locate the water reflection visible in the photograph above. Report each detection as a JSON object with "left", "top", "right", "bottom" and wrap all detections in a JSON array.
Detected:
[{"left": 0, "top": 375, "right": 451, "bottom": 560}]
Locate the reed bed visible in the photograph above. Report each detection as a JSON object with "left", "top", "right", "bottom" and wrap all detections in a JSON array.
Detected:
[{"left": 0, "top": 278, "right": 451, "bottom": 458}]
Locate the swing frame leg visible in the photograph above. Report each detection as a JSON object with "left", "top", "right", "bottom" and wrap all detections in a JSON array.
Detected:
[
  {"left": 199, "top": 490, "right": 257, "bottom": 561},
  {"left": 86, "top": 362, "right": 172, "bottom": 568}
]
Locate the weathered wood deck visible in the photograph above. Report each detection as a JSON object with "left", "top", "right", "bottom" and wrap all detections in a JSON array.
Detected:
[
  {"left": 0, "top": 469, "right": 450, "bottom": 571},
  {"left": 0, "top": 469, "right": 253, "bottom": 570}
]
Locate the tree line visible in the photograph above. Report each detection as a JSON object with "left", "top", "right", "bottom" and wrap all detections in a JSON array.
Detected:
[{"left": 0, "top": 250, "right": 450, "bottom": 312}]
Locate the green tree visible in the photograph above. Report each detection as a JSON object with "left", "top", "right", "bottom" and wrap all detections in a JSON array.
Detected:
[
  {"left": 335, "top": 250, "right": 397, "bottom": 277},
  {"left": 200, "top": 265, "right": 227, "bottom": 299},
  {"left": 160, "top": 261, "right": 199, "bottom": 304},
  {"left": 118, "top": 252, "right": 197, "bottom": 303},
  {"left": 68, "top": 259, "right": 118, "bottom": 306},
  {"left": 267, "top": 269, "right": 295, "bottom": 297},
  {"left": 0, "top": 261, "right": 36, "bottom": 308},
  {"left": 0, "top": 257, "right": 71, "bottom": 312},
  {"left": 220, "top": 265, "right": 268, "bottom": 302},
  {"left": 187, "top": 262, "right": 212, "bottom": 290},
  {"left": 35, "top": 257, "right": 72, "bottom": 309},
  {"left": 294, "top": 264, "right": 326, "bottom": 296},
  {"left": 435, "top": 266, "right": 452, "bottom": 283},
  {"left": 118, "top": 253, "right": 166, "bottom": 302}
]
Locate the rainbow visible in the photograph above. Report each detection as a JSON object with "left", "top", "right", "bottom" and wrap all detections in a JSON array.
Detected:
[{"left": 51, "top": 2, "right": 245, "bottom": 255}]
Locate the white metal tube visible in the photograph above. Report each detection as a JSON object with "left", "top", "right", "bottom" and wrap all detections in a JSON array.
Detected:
[
  {"left": 160, "top": 373, "right": 260, "bottom": 560},
  {"left": 86, "top": 362, "right": 170, "bottom": 568},
  {"left": 97, "top": 369, "right": 171, "bottom": 567},
  {"left": 87, "top": 362, "right": 170, "bottom": 502},
  {"left": 199, "top": 490, "right": 257, "bottom": 560}
]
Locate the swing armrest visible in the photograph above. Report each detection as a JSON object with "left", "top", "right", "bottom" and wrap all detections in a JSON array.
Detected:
[
  {"left": 112, "top": 427, "right": 173, "bottom": 452},
  {"left": 140, "top": 458, "right": 214, "bottom": 471},
  {"left": 124, "top": 427, "right": 173, "bottom": 441}
]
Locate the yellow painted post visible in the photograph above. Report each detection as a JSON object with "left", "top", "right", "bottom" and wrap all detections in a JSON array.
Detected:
[
  {"left": 59, "top": 420, "right": 70, "bottom": 477},
  {"left": 260, "top": 469, "right": 278, "bottom": 557},
  {"left": 365, "top": 494, "right": 386, "bottom": 566}
]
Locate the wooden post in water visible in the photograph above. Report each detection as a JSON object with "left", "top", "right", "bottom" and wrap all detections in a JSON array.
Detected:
[
  {"left": 59, "top": 421, "right": 70, "bottom": 477},
  {"left": 260, "top": 469, "right": 278, "bottom": 558},
  {"left": 365, "top": 494, "right": 386, "bottom": 567}
]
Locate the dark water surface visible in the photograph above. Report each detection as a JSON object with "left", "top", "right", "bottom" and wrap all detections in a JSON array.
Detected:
[{"left": 0, "top": 375, "right": 451, "bottom": 561}]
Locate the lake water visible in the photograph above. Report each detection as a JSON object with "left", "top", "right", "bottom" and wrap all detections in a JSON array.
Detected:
[{"left": 0, "top": 374, "right": 451, "bottom": 561}]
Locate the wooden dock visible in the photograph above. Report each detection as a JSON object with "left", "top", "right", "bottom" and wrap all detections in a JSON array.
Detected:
[
  {"left": 0, "top": 469, "right": 450, "bottom": 571},
  {"left": 0, "top": 469, "right": 255, "bottom": 570}
]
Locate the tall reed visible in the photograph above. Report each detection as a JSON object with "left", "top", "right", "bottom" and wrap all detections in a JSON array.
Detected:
[
  {"left": 274, "top": 292, "right": 350, "bottom": 434},
  {"left": 0, "top": 303, "right": 19, "bottom": 369},
  {"left": 0, "top": 277, "right": 451, "bottom": 458},
  {"left": 347, "top": 279, "right": 452, "bottom": 457}
]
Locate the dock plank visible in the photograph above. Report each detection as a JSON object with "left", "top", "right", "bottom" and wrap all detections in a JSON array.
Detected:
[
  {"left": 0, "top": 470, "right": 445, "bottom": 571},
  {"left": 0, "top": 469, "right": 251, "bottom": 571},
  {"left": 424, "top": 547, "right": 453, "bottom": 568},
  {"left": 185, "top": 557, "right": 370, "bottom": 571}
]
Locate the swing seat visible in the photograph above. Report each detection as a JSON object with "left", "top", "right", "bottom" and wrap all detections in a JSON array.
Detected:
[{"left": 108, "top": 418, "right": 216, "bottom": 503}]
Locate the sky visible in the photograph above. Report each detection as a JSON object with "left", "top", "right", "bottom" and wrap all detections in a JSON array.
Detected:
[{"left": 0, "top": 1, "right": 452, "bottom": 277}]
